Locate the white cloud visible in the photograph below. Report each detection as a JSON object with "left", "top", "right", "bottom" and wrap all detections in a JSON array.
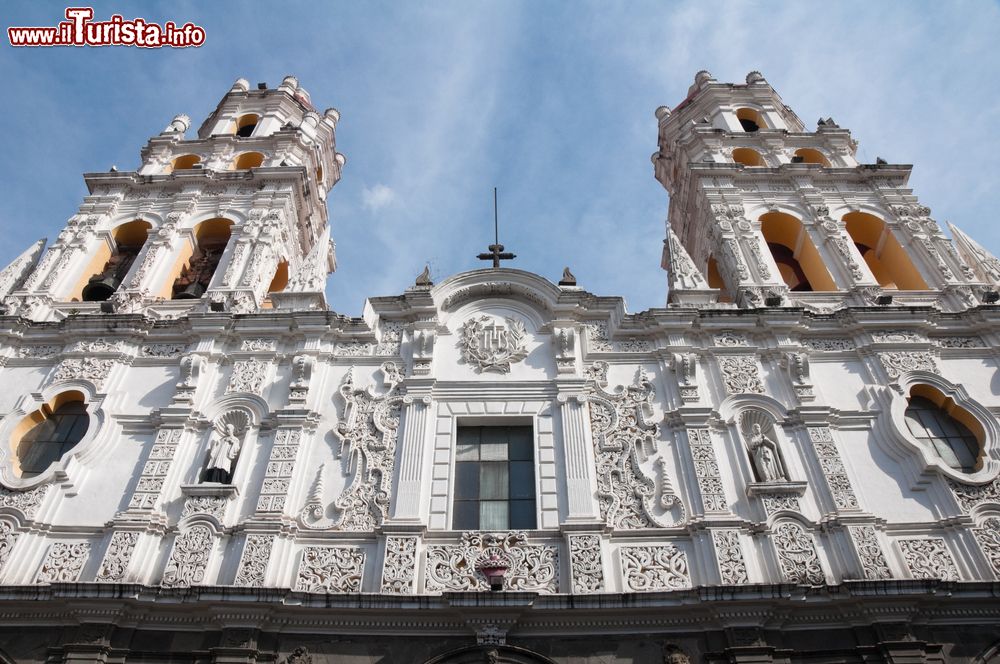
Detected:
[{"left": 361, "top": 183, "right": 397, "bottom": 213}]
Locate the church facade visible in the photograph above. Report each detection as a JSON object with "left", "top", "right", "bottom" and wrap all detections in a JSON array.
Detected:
[{"left": 0, "top": 72, "right": 999, "bottom": 663}]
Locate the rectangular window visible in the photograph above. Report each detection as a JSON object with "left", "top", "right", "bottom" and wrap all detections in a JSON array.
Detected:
[{"left": 453, "top": 425, "right": 536, "bottom": 530}]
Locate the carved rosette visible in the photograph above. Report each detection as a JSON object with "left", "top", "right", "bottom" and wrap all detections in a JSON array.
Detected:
[
  {"left": 898, "top": 538, "right": 960, "bottom": 581},
  {"left": 234, "top": 534, "right": 275, "bottom": 587},
  {"left": 772, "top": 522, "right": 825, "bottom": 585},
  {"left": 688, "top": 428, "right": 727, "bottom": 513},
  {"left": 227, "top": 359, "right": 269, "bottom": 395},
  {"left": 973, "top": 517, "right": 1000, "bottom": 578},
  {"left": 380, "top": 535, "right": 418, "bottom": 594},
  {"left": 294, "top": 546, "right": 366, "bottom": 593},
  {"left": 848, "top": 526, "right": 892, "bottom": 580},
  {"left": 95, "top": 531, "right": 139, "bottom": 583},
  {"left": 619, "top": 544, "right": 692, "bottom": 592},
  {"left": 458, "top": 316, "right": 528, "bottom": 373},
  {"left": 36, "top": 541, "right": 90, "bottom": 583},
  {"left": 161, "top": 525, "right": 214, "bottom": 588},
  {"left": 717, "top": 355, "right": 765, "bottom": 394},
  {"left": 711, "top": 529, "right": 748, "bottom": 584},
  {"left": 568, "top": 534, "right": 604, "bottom": 593},
  {"left": 807, "top": 427, "right": 859, "bottom": 510},
  {"left": 324, "top": 363, "right": 403, "bottom": 531},
  {"left": 424, "top": 531, "right": 558, "bottom": 593},
  {"left": 585, "top": 362, "right": 684, "bottom": 529}
]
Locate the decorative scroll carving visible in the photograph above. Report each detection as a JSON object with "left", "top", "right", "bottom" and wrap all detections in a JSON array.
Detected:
[
  {"left": 878, "top": 351, "right": 937, "bottom": 380},
  {"left": 935, "top": 336, "right": 985, "bottom": 348},
  {"left": 807, "top": 427, "right": 859, "bottom": 510},
  {"left": 585, "top": 361, "right": 685, "bottom": 528},
  {"left": 375, "top": 321, "right": 403, "bottom": 357},
  {"left": 294, "top": 545, "right": 365, "bottom": 593},
  {"left": 0, "top": 238, "right": 46, "bottom": 298},
  {"left": 0, "top": 484, "right": 49, "bottom": 519},
  {"left": 0, "top": 521, "right": 19, "bottom": 571},
  {"left": 688, "top": 429, "right": 727, "bottom": 512},
  {"left": 241, "top": 338, "right": 277, "bottom": 352},
  {"left": 257, "top": 429, "right": 301, "bottom": 513},
  {"left": 672, "top": 353, "right": 698, "bottom": 402},
  {"left": 424, "top": 531, "right": 558, "bottom": 593},
  {"left": 227, "top": 359, "right": 269, "bottom": 395},
  {"left": 141, "top": 343, "right": 187, "bottom": 357},
  {"left": 17, "top": 344, "right": 61, "bottom": 358},
  {"left": 773, "top": 522, "right": 824, "bottom": 584},
  {"left": 712, "top": 529, "right": 748, "bottom": 584},
  {"left": 584, "top": 322, "right": 649, "bottom": 353},
  {"left": 898, "top": 538, "right": 960, "bottom": 581},
  {"left": 872, "top": 330, "right": 923, "bottom": 344},
  {"left": 234, "top": 534, "right": 275, "bottom": 587},
  {"left": 973, "top": 517, "right": 1000, "bottom": 577},
  {"left": 289, "top": 355, "right": 314, "bottom": 402},
  {"left": 762, "top": 493, "right": 801, "bottom": 514},
  {"left": 182, "top": 495, "right": 227, "bottom": 520},
  {"left": 161, "top": 525, "right": 214, "bottom": 588},
  {"left": 36, "top": 542, "right": 90, "bottom": 583},
  {"left": 848, "top": 525, "right": 892, "bottom": 580},
  {"left": 718, "top": 355, "right": 765, "bottom": 394},
  {"left": 948, "top": 479, "right": 1000, "bottom": 513},
  {"left": 568, "top": 534, "right": 604, "bottom": 593},
  {"left": 380, "top": 535, "right": 418, "bottom": 594},
  {"left": 127, "top": 429, "right": 181, "bottom": 511},
  {"left": 51, "top": 358, "right": 115, "bottom": 389},
  {"left": 803, "top": 337, "right": 855, "bottom": 351},
  {"left": 666, "top": 228, "right": 709, "bottom": 290},
  {"left": 714, "top": 331, "right": 748, "bottom": 347},
  {"left": 95, "top": 531, "right": 138, "bottom": 583},
  {"left": 619, "top": 544, "right": 691, "bottom": 592},
  {"left": 68, "top": 339, "right": 123, "bottom": 353},
  {"left": 746, "top": 237, "right": 772, "bottom": 280},
  {"left": 830, "top": 235, "right": 864, "bottom": 281},
  {"left": 458, "top": 316, "right": 528, "bottom": 373},
  {"left": 315, "top": 363, "right": 402, "bottom": 531},
  {"left": 553, "top": 326, "right": 576, "bottom": 374}
]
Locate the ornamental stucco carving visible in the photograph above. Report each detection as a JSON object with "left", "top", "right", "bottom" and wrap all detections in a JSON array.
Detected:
[
  {"left": 181, "top": 495, "right": 227, "bottom": 520},
  {"left": 878, "top": 351, "right": 937, "bottom": 380},
  {"left": 973, "top": 517, "right": 1000, "bottom": 577},
  {"left": 585, "top": 361, "right": 686, "bottom": 529},
  {"left": 948, "top": 479, "right": 1000, "bottom": 513},
  {"left": 762, "top": 493, "right": 801, "bottom": 514},
  {"left": 234, "top": 534, "right": 275, "bottom": 587},
  {"left": 161, "top": 525, "right": 214, "bottom": 588},
  {"left": 808, "top": 427, "right": 860, "bottom": 510},
  {"left": 380, "top": 535, "right": 418, "bottom": 594},
  {"left": 127, "top": 429, "right": 181, "bottom": 511},
  {"left": 898, "top": 538, "right": 960, "bottom": 581},
  {"left": 95, "top": 531, "right": 138, "bottom": 583},
  {"left": 773, "top": 522, "right": 825, "bottom": 584},
  {"left": 226, "top": 359, "right": 269, "bottom": 395},
  {"left": 294, "top": 545, "right": 365, "bottom": 593},
  {"left": 256, "top": 429, "right": 301, "bottom": 514},
  {"left": 688, "top": 429, "right": 727, "bottom": 512},
  {"left": 568, "top": 534, "right": 604, "bottom": 593},
  {"left": 848, "top": 526, "right": 892, "bottom": 580},
  {"left": 0, "top": 521, "right": 18, "bottom": 571},
  {"left": 0, "top": 484, "right": 49, "bottom": 519},
  {"left": 141, "top": 343, "right": 187, "bottom": 357},
  {"left": 51, "top": 357, "right": 115, "bottom": 389},
  {"left": 803, "top": 337, "right": 855, "bottom": 352},
  {"left": 619, "top": 544, "right": 692, "bottom": 592},
  {"left": 718, "top": 355, "right": 765, "bottom": 394},
  {"left": 458, "top": 315, "right": 528, "bottom": 373},
  {"left": 0, "top": 238, "right": 45, "bottom": 298},
  {"left": 36, "top": 542, "right": 90, "bottom": 583},
  {"left": 712, "top": 529, "right": 748, "bottom": 584},
  {"left": 424, "top": 531, "right": 558, "bottom": 593}
]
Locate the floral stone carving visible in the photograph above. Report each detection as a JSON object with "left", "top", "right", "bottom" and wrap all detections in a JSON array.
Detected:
[
  {"left": 95, "top": 531, "right": 138, "bottom": 583},
  {"left": 380, "top": 535, "right": 418, "bottom": 594},
  {"left": 712, "top": 529, "right": 749, "bottom": 584},
  {"left": 424, "top": 531, "right": 558, "bottom": 593},
  {"left": 585, "top": 361, "right": 686, "bottom": 529},
  {"left": 0, "top": 484, "right": 49, "bottom": 519},
  {"left": 51, "top": 358, "right": 115, "bottom": 390},
  {"left": 878, "top": 351, "right": 937, "bottom": 380},
  {"left": 36, "top": 541, "right": 90, "bottom": 583},
  {"left": 898, "top": 538, "right": 960, "bottom": 581},
  {"left": 0, "top": 521, "right": 19, "bottom": 571},
  {"left": 848, "top": 525, "right": 892, "bottom": 580},
  {"left": 973, "top": 517, "right": 1000, "bottom": 577},
  {"left": 773, "top": 522, "right": 825, "bottom": 585},
  {"left": 234, "top": 534, "right": 275, "bottom": 587},
  {"left": 568, "top": 534, "right": 604, "bottom": 593},
  {"left": 161, "top": 525, "right": 214, "bottom": 588},
  {"left": 458, "top": 315, "right": 528, "bottom": 373},
  {"left": 718, "top": 355, "right": 765, "bottom": 394},
  {"left": 226, "top": 359, "right": 269, "bottom": 395},
  {"left": 619, "top": 544, "right": 692, "bottom": 592},
  {"left": 294, "top": 545, "right": 365, "bottom": 593}
]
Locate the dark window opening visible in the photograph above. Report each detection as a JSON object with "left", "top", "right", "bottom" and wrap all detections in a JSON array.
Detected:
[
  {"left": 453, "top": 425, "right": 536, "bottom": 530},
  {"left": 768, "top": 243, "right": 812, "bottom": 291},
  {"left": 739, "top": 118, "right": 760, "bottom": 132},
  {"left": 81, "top": 244, "right": 142, "bottom": 302},
  {"left": 172, "top": 239, "right": 227, "bottom": 299},
  {"left": 236, "top": 122, "right": 257, "bottom": 138},
  {"left": 904, "top": 396, "right": 981, "bottom": 472},
  {"left": 18, "top": 401, "right": 89, "bottom": 478}
]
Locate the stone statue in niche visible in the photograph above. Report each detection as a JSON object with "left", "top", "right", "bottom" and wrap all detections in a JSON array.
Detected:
[
  {"left": 749, "top": 423, "right": 786, "bottom": 482},
  {"left": 202, "top": 423, "right": 242, "bottom": 484}
]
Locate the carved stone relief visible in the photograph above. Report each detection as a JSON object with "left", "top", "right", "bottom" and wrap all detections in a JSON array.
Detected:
[
  {"left": 257, "top": 429, "right": 301, "bottom": 514},
  {"left": 568, "top": 534, "right": 604, "bottom": 593},
  {"left": 807, "top": 427, "right": 860, "bottom": 510},
  {"left": 294, "top": 545, "right": 365, "bottom": 593},
  {"left": 36, "top": 541, "right": 90, "bottom": 583},
  {"left": 127, "top": 429, "right": 181, "bottom": 511},
  {"left": 688, "top": 428, "right": 727, "bottom": 513},
  {"left": 773, "top": 522, "right": 825, "bottom": 584},
  {"left": 380, "top": 535, "right": 418, "bottom": 594},
  {"left": 226, "top": 359, "right": 269, "bottom": 395},
  {"left": 949, "top": 479, "right": 1000, "bottom": 513},
  {"left": 761, "top": 493, "right": 801, "bottom": 514},
  {"left": 51, "top": 358, "right": 115, "bottom": 390},
  {"left": 95, "top": 531, "right": 138, "bottom": 583},
  {"left": 181, "top": 495, "right": 228, "bottom": 520},
  {"left": 718, "top": 355, "right": 765, "bottom": 394},
  {"left": 161, "top": 525, "right": 214, "bottom": 588},
  {"left": 619, "top": 544, "right": 692, "bottom": 592},
  {"left": 898, "top": 538, "right": 960, "bottom": 581},
  {"left": 848, "top": 525, "right": 892, "bottom": 580},
  {"left": 0, "top": 521, "right": 18, "bottom": 572},
  {"left": 712, "top": 529, "right": 749, "bottom": 584},
  {"left": 972, "top": 517, "right": 1000, "bottom": 578},
  {"left": 424, "top": 531, "right": 558, "bottom": 593},
  {"left": 458, "top": 316, "right": 528, "bottom": 373},
  {"left": 0, "top": 484, "right": 49, "bottom": 519},
  {"left": 878, "top": 352, "right": 938, "bottom": 380},
  {"left": 234, "top": 534, "right": 275, "bottom": 587}
]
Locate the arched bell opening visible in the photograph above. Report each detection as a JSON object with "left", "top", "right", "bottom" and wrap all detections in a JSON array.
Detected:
[
  {"left": 170, "top": 218, "right": 233, "bottom": 300},
  {"left": 732, "top": 147, "right": 765, "bottom": 167},
  {"left": 234, "top": 113, "right": 259, "bottom": 138},
  {"left": 760, "top": 212, "right": 836, "bottom": 292},
  {"left": 73, "top": 220, "right": 151, "bottom": 302},
  {"left": 167, "top": 154, "right": 201, "bottom": 173},
  {"left": 706, "top": 255, "right": 732, "bottom": 302},
  {"left": 792, "top": 148, "right": 830, "bottom": 166},
  {"left": 261, "top": 260, "right": 289, "bottom": 309},
  {"left": 232, "top": 152, "right": 265, "bottom": 170},
  {"left": 10, "top": 390, "right": 89, "bottom": 479},
  {"left": 843, "top": 211, "right": 928, "bottom": 290},
  {"left": 736, "top": 107, "right": 766, "bottom": 132}
]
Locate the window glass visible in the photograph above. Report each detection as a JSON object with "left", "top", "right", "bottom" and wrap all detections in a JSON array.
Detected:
[
  {"left": 904, "top": 396, "right": 980, "bottom": 472},
  {"left": 453, "top": 425, "right": 536, "bottom": 530},
  {"left": 17, "top": 401, "right": 89, "bottom": 478}
]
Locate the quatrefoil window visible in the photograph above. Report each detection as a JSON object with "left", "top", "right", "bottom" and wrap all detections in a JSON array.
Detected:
[{"left": 10, "top": 391, "right": 90, "bottom": 479}]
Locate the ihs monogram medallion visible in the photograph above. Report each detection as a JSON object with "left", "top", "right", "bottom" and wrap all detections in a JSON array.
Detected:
[{"left": 458, "top": 316, "right": 528, "bottom": 374}]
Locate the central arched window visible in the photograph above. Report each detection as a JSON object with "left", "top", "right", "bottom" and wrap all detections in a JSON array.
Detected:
[
  {"left": 235, "top": 114, "right": 259, "bottom": 138},
  {"left": 78, "top": 220, "right": 151, "bottom": 302},
  {"left": 904, "top": 387, "right": 983, "bottom": 473},
  {"left": 15, "top": 395, "right": 89, "bottom": 479},
  {"left": 843, "top": 212, "right": 928, "bottom": 290},
  {"left": 760, "top": 212, "right": 836, "bottom": 291},
  {"left": 736, "top": 108, "right": 765, "bottom": 132},
  {"left": 170, "top": 218, "right": 233, "bottom": 299}
]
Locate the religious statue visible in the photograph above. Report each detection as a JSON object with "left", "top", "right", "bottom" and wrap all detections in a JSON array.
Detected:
[
  {"left": 749, "top": 423, "right": 786, "bottom": 482},
  {"left": 202, "top": 423, "right": 242, "bottom": 484}
]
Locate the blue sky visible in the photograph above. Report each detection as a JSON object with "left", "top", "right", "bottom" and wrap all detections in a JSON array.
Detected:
[{"left": 2, "top": 1, "right": 999, "bottom": 315}]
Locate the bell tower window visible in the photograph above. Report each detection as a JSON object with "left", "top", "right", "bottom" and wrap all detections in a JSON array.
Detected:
[
  {"left": 904, "top": 385, "right": 983, "bottom": 473},
  {"left": 736, "top": 108, "right": 765, "bottom": 132},
  {"left": 233, "top": 152, "right": 265, "bottom": 170},
  {"left": 235, "top": 114, "right": 259, "bottom": 138},
  {"left": 75, "top": 220, "right": 151, "bottom": 302},
  {"left": 760, "top": 212, "right": 836, "bottom": 291},
  {"left": 793, "top": 148, "right": 830, "bottom": 166},
  {"left": 732, "top": 147, "right": 764, "bottom": 167},
  {"left": 170, "top": 218, "right": 232, "bottom": 300},
  {"left": 170, "top": 154, "right": 201, "bottom": 172},
  {"left": 453, "top": 425, "right": 536, "bottom": 530},
  {"left": 844, "top": 212, "right": 928, "bottom": 290}
]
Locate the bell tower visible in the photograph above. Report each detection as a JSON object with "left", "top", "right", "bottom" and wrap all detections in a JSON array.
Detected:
[
  {"left": 1, "top": 76, "right": 344, "bottom": 320},
  {"left": 653, "top": 70, "right": 992, "bottom": 310}
]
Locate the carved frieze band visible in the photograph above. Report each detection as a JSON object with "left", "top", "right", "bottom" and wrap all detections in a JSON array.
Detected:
[
  {"left": 257, "top": 429, "right": 301, "bottom": 514},
  {"left": 36, "top": 541, "right": 90, "bottom": 583},
  {"left": 95, "top": 531, "right": 139, "bottom": 583},
  {"left": 128, "top": 429, "right": 182, "bottom": 511},
  {"left": 568, "top": 534, "right": 604, "bottom": 593},
  {"left": 711, "top": 529, "right": 749, "bottom": 584},
  {"left": 234, "top": 534, "right": 275, "bottom": 587},
  {"left": 380, "top": 535, "right": 418, "bottom": 594},
  {"left": 295, "top": 545, "right": 365, "bottom": 593},
  {"left": 848, "top": 525, "right": 892, "bottom": 580},
  {"left": 898, "top": 537, "right": 960, "bottom": 581},
  {"left": 424, "top": 531, "right": 558, "bottom": 593},
  {"left": 688, "top": 428, "right": 727, "bottom": 513},
  {"left": 619, "top": 544, "right": 692, "bottom": 592},
  {"left": 807, "top": 426, "right": 860, "bottom": 511},
  {"left": 877, "top": 351, "right": 938, "bottom": 380}
]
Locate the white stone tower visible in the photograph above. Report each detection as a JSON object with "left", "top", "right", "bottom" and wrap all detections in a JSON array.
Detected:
[
  {"left": 654, "top": 70, "right": 998, "bottom": 311},
  {"left": 1, "top": 76, "right": 343, "bottom": 320}
]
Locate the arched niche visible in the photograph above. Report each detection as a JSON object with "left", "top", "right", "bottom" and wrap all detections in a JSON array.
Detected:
[
  {"left": 733, "top": 147, "right": 765, "bottom": 167},
  {"left": 760, "top": 211, "right": 836, "bottom": 291},
  {"left": 69, "top": 220, "right": 152, "bottom": 302},
  {"left": 234, "top": 113, "right": 259, "bottom": 138},
  {"left": 168, "top": 154, "right": 201, "bottom": 173},
  {"left": 843, "top": 211, "right": 927, "bottom": 289},
  {"left": 232, "top": 152, "right": 265, "bottom": 170},
  {"left": 736, "top": 107, "right": 766, "bottom": 132},
  {"left": 166, "top": 218, "right": 234, "bottom": 300},
  {"left": 793, "top": 148, "right": 830, "bottom": 166},
  {"left": 739, "top": 408, "right": 792, "bottom": 484}
]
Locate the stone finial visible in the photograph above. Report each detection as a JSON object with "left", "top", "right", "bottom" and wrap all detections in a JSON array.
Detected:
[
  {"left": 655, "top": 106, "right": 672, "bottom": 121},
  {"left": 746, "top": 70, "right": 766, "bottom": 85},
  {"left": 231, "top": 78, "right": 250, "bottom": 93},
  {"left": 324, "top": 107, "right": 341, "bottom": 124},
  {"left": 335, "top": 153, "right": 347, "bottom": 167},
  {"left": 280, "top": 75, "right": 300, "bottom": 91},
  {"left": 162, "top": 114, "right": 191, "bottom": 135},
  {"left": 694, "top": 70, "right": 714, "bottom": 87},
  {"left": 415, "top": 264, "right": 433, "bottom": 288},
  {"left": 559, "top": 267, "right": 577, "bottom": 286}
]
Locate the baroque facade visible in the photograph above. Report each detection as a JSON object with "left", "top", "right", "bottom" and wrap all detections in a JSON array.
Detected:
[{"left": 0, "top": 72, "right": 999, "bottom": 663}]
